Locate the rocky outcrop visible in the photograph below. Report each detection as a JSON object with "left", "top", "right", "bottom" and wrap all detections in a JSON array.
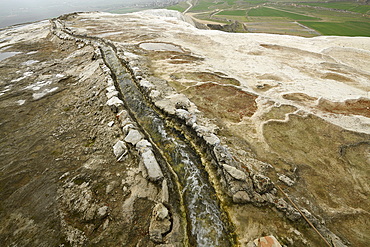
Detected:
[
  {"left": 149, "top": 203, "right": 172, "bottom": 243},
  {"left": 141, "top": 148, "right": 164, "bottom": 182},
  {"left": 207, "top": 21, "right": 248, "bottom": 33},
  {"left": 113, "top": 140, "right": 127, "bottom": 161}
]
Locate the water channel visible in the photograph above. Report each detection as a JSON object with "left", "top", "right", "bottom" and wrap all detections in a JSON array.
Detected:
[
  {"left": 54, "top": 19, "right": 234, "bottom": 246},
  {"left": 100, "top": 45, "right": 232, "bottom": 247}
]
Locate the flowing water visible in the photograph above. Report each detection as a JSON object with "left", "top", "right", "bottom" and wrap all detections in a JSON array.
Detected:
[
  {"left": 53, "top": 19, "right": 233, "bottom": 246},
  {"left": 100, "top": 45, "right": 232, "bottom": 246}
]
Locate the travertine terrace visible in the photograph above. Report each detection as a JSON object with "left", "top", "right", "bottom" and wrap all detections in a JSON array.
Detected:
[{"left": 0, "top": 9, "right": 369, "bottom": 247}]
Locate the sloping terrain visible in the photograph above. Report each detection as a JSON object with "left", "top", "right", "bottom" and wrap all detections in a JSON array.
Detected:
[{"left": 0, "top": 10, "right": 369, "bottom": 247}]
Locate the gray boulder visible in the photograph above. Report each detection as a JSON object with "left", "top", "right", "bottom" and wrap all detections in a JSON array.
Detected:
[
  {"left": 233, "top": 191, "right": 251, "bottom": 204},
  {"left": 113, "top": 140, "right": 127, "bottom": 161},
  {"left": 252, "top": 174, "right": 273, "bottom": 194},
  {"left": 124, "top": 129, "right": 143, "bottom": 145},
  {"left": 142, "top": 149, "right": 164, "bottom": 182},
  {"left": 223, "top": 164, "right": 247, "bottom": 181},
  {"left": 149, "top": 203, "right": 171, "bottom": 243}
]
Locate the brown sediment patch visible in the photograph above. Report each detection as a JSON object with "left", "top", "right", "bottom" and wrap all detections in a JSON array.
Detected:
[
  {"left": 147, "top": 51, "right": 202, "bottom": 64},
  {"left": 318, "top": 97, "right": 370, "bottom": 118},
  {"left": 282, "top": 93, "right": 318, "bottom": 103},
  {"left": 261, "top": 104, "right": 298, "bottom": 121},
  {"left": 259, "top": 44, "right": 323, "bottom": 59},
  {"left": 321, "top": 72, "right": 354, "bottom": 82},
  {"left": 184, "top": 83, "right": 257, "bottom": 122},
  {"left": 170, "top": 54, "right": 204, "bottom": 62},
  {"left": 262, "top": 113, "right": 370, "bottom": 246},
  {"left": 171, "top": 72, "right": 240, "bottom": 86}
]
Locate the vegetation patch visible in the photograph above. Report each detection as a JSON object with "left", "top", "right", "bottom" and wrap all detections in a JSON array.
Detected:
[
  {"left": 248, "top": 7, "right": 319, "bottom": 20},
  {"left": 301, "top": 2, "right": 370, "bottom": 14},
  {"left": 191, "top": 0, "right": 217, "bottom": 11},
  {"left": 226, "top": 0, "right": 238, "bottom": 5},
  {"left": 184, "top": 83, "right": 257, "bottom": 122},
  {"left": 243, "top": 0, "right": 267, "bottom": 4},
  {"left": 299, "top": 21, "right": 370, "bottom": 36},
  {"left": 216, "top": 10, "right": 246, "bottom": 16},
  {"left": 167, "top": 5, "right": 187, "bottom": 12},
  {"left": 176, "top": 0, "right": 370, "bottom": 36},
  {"left": 318, "top": 97, "right": 370, "bottom": 118},
  {"left": 171, "top": 72, "right": 241, "bottom": 86}
]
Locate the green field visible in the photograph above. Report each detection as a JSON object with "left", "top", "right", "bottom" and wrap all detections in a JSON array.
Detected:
[
  {"left": 216, "top": 10, "right": 246, "bottom": 16},
  {"left": 302, "top": 2, "right": 370, "bottom": 14},
  {"left": 300, "top": 21, "right": 370, "bottom": 36},
  {"left": 248, "top": 7, "right": 319, "bottom": 20},
  {"left": 226, "top": 0, "right": 239, "bottom": 4},
  {"left": 166, "top": 0, "right": 370, "bottom": 37},
  {"left": 190, "top": 0, "right": 217, "bottom": 11},
  {"left": 243, "top": 0, "right": 267, "bottom": 4}
]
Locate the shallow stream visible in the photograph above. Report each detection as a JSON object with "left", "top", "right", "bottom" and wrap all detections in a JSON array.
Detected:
[{"left": 100, "top": 44, "right": 232, "bottom": 246}]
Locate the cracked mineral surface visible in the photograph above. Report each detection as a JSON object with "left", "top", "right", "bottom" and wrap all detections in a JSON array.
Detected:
[{"left": 0, "top": 9, "right": 369, "bottom": 247}]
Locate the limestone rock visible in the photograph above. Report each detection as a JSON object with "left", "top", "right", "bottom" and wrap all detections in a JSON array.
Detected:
[
  {"left": 149, "top": 203, "right": 171, "bottom": 243},
  {"left": 149, "top": 218, "right": 171, "bottom": 243},
  {"left": 136, "top": 139, "right": 152, "bottom": 152},
  {"left": 161, "top": 179, "right": 169, "bottom": 204},
  {"left": 252, "top": 192, "right": 267, "bottom": 205},
  {"left": 214, "top": 145, "right": 234, "bottom": 164},
  {"left": 113, "top": 140, "right": 127, "bottom": 161},
  {"left": 194, "top": 124, "right": 210, "bottom": 138},
  {"left": 149, "top": 90, "right": 161, "bottom": 100},
  {"left": 153, "top": 203, "right": 169, "bottom": 220},
  {"left": 253, "top": 235, "right": 282, "bottom": 247},
  {"left": 141, "top": 149, "right": 164, "bottom": 182},
  {"left": 106, "top": 96, "right": 123, "bottom": 112},
  {"left": 253, "top": 174, "right": 273, "bottom": 194},
  {"left": 97, "top": 206, "right": 108, "bottom": 218},
  {"left": 106, "top": 85, "right": 115, "bottom": 93},
  {"left": 278, "top": 174, "right": 295, "bottom": 186},
  {"left": 229, "top": 179, "right": 253, "bottom": 194},
  {"left": 233, "top": 191, "right": 251, "bottom": 203},
  {"left": 223, "top": 164, "right": 247, "bottom": 181},
  {"left": 122, "top": 123, "right": 135, "bottom": 135},
  {"left": 124, "top": 129, "right": 143, "bottom": 145},
  {"left": 106, "top": 90, "right": 118, "bottom": 99},
  {"left": 155, "top": 93, "right": 191, "bottom": 114},
  {"left": 175, "top": 100, "right": 189, "bottom": 110},
  {"left": 139, "top": 79, "right": 155, "bottom": 93},
  {"left": 121, "top": 118, "right": 135, "bottom": 128},
  {"left": 106, "top": 96, "right": 123, "bottom": 107},
  {"left": 203, "top": 133, "right": 220, "bottom": 146},
  {"left": 261, "top": 192, "right": 276, "bottom": 204},
  {"left": 116, "top": 109, "right": 129, "bottom": 122},
  {"left": 175, "top": 109, "right": 196, "bottom": 126}
]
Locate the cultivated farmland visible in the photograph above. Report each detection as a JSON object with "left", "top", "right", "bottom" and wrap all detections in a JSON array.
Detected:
[{"left": 168, "top": 0, "right": 370, "bottom": 37}]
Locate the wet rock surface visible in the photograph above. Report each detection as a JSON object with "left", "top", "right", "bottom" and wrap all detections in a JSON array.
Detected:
[{"left": 1, "top": 9, "right": 369, "bottom": 247}]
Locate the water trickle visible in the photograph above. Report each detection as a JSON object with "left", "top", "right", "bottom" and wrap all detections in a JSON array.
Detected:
[
  {"left": 53, "top": 17, "right": 233, "bottom": 244},
  {"left": 99, "top": 44, "right": 232, "bottom": 246}
]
